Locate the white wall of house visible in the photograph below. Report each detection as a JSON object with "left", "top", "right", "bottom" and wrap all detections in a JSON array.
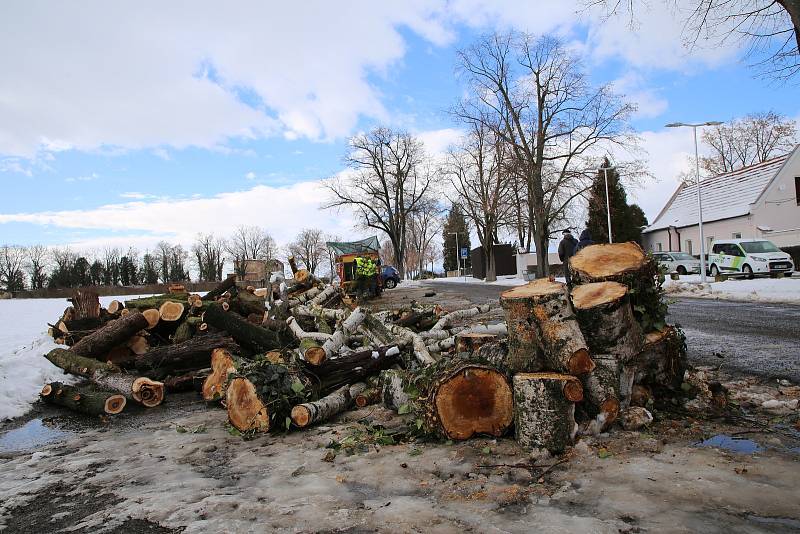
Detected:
[
  {"left": 642, "top": 216, "right": 761, "bottom": 253},
  {"left": 514, "top": 252, "right": 562, "bottom": 278}
]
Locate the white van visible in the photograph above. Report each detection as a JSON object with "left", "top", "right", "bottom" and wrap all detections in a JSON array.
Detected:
[{"left": 707, "top": 239, "right": 794, "bottom": 278}]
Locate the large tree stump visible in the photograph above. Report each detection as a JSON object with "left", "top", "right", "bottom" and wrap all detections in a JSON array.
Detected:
[
  {"left": 44, "top": 348, "right": 165, "bottom": 407},
  {"left": 226, "top": 377, "right": 271, "bottom": 432},
  {"left": 571, "top": 281, "right": 644, "bottom": 362},
  {"left": 569, "top": 242, "right": 665, "bottom": 331},
  {"left": 204, "top": 303, "right": 281, "bottom": 354},
  {"left": 501, "top": 280, "right": 593, "bottom": 375},
  {"left": 71, "top": 289, "right": 100, "bottom": 320},
  {"left": 513, "top": 373, "right": 582, "bottom": 453},
  {"left": 291, "top": 384, "right": 351, "bottom": 428},
  {"left": 70, "top": 311, "right": 149, "bottom": 359},
  {"left": 40, "top": 382, "right": 126, "bottom": 415},
  {"left": 633, "top": 325, "right": 687, "bottom": 390}
]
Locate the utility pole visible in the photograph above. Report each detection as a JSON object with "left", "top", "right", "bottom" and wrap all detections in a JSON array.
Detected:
[{"left": 598, "top": 164, "right": 615, "bottom": 243}]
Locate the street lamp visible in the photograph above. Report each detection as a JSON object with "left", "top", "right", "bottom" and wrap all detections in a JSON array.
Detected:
[
  {"left": 598, "top": 164, "right": 616, "bottom": 243},
  {"left": 665, "top": 121, "right": 724, "bottom": 283}
]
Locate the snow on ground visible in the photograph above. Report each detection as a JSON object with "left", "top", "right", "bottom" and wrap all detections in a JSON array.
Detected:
[
  {"left": 0, "top": 294, "right": 155, "bottom": 421},
  {"left": 426, "top": 274, "right": 529, "bottom": 287},
  {"left": 663, "top": 274, "right": 800, "bottom": 304}
]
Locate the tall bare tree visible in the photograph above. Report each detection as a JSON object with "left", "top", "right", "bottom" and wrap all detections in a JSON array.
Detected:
[
  {"left": 25, "top": 244, "right": 49, "bottom": 290},
  {"left": 0, "top": 245, "right": 26, "bottom": 291},
  {"left": 287, "top": 228, "right": 325, "bottom": 274},
  {"left": 590, "top": 0, "right": 800, "bottom": 79},
  {"left": 456, "top": 33, "right": 636, "bottom": 276},
  {"left": 407, "top": 199, "right": 443, "bottom": 279},
  {"left": 226, "top": 225, "right": 276, "bottom": 279},
  {"left": 192, "top": 233, "right": 226, "bottom": 281},
  {"left": 155, "top": 241, "right": 173, "bottom": 284},
  {"left": 323, "top": 127, "right": 433, "bottom": 278},
  {"left": 445, "top": 122, "right": 512, "bottom": 282},
  {"left": 322, "top": 233, "right": 342, "bottom": 281},
  {"left": 700, "top": 111, "right": 797, "bottom": 174}
]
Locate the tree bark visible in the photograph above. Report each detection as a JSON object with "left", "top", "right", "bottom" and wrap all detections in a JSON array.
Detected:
[
  {"left": 455, "top": 332, "right": 498, "bottom": 354},
  {"left": 40, "top": 382, "right": 126, "bottom": 415},
  {"left": 202, "top": 274, "right": 237, "bottom": 301},
  {"left": 571, "top": 281, "right": 644, "bottom": 362},
  {"left": 321, "top": 307, "right": 365, "bottom": 358},
  {"left": 71, "top": 289, "right": 100, "bottom": 320},
  {"left": 581, "top": 355, "right": 622, "bottom": 431},
  {"left": 291, "top": 384, "right": 351, "bottom": 428},
  {"left": 501, "top": 280, "right": 593, "bottom": 374},
  {"left": 305, "top": 345, "right": 402, "bottom": 393},
  {"left": 632, "top": 325, "right": 687, "bottom": 390},
  {"left": 204, "top": 303, "right": 281, "bottom": 354},
  {"left": 134, "top": 332, "right": 239, "bottom": 378},
  {"left": 513, "top": 372, "right": 580, "bottom": 453},
  {"left": 70, "top": 311, "right": 149, "bottom": 359},
  {"left": 431, "top": 304, "right": 493, "bottom": 330}
]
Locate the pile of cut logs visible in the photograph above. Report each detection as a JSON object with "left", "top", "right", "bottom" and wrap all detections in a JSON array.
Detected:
[{"left": 39, "top": 243, "right": 685, "bottom": 454}]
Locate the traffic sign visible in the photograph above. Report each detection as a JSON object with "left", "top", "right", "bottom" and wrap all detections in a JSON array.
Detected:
[{"left": 460, "top": 247, "right": 468, "bottom": 259}]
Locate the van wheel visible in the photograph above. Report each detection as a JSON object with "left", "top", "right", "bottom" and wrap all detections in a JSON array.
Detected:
[
  {"left": 742, "top": 264, "right": 754, "bottom": 279},
  {"left": 710, "top": 264, "right": 719, "bottom": 277},
  {"left": 385, "top": 279, "right": 397, "bottom": 289},
  {"left": 677, "top": 266, "right": 687, "bottom": 275}
]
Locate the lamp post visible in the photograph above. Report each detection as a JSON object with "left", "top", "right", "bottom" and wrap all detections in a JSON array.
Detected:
[
  {"left": 665, "top": 121, "right": 723, "bottom": 283},
  {"left": 598, "top": 164, "right": 616, "bottom": 243}
]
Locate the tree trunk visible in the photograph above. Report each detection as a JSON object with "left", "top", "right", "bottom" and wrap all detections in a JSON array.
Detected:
[
  {"left": 163, "top": 368, "right": 210, "bottom": 393},
  {"left": 291, "top": 384, "right": 351, "bottom": 428},
  {"left": 513, "top": 372, "right": 580, "bottom": 453},
  {"left": 571, "top": 281, "right": 644, "bottom": 362},
  {"left": 632, "top": 325, "right": 687, "bottom": 390},
  {"left": 44, "top": 348, "right": 164, "bottom": 407},
  {"left": 500, "top": 280, "right": 593, "bottom": 374},
  {"left": 381, "top": 369, "right": 410, "bottom": 411},
  {"left": 321, "top": 307, "right": 365, "bottom": 358},
  {"left": 299, "top": 338, "right": 326, "bottom": 366},
  {"left": 226, "top": 377, "right": 271, "bottom": 432},
  {"left": 581, "top": 355, "right": 622, "bottom": 431},
  {"left": 204, "top": 303, "right": 281, "bottom": 354},
  {"left": 230, "top": 288, "right": 266, "bottom": 317},
  {"left": 71, "top": 289, "right": 100, "bottom": 320},
  {"left": 202, "top": 348, "right": 238, "bottom": 401},
  {"left": 455, "top": 333, "right": 497, "bottom": 354},
  {"left": 40, "top": 382, "right": 126, "bottom": 415},
  {"left": 202, "top": 274, "right": 237, "bottom": 301},
  {"left": 158, "top": 301, "right": 185, "bottom": 322},
  {"left": 305, "top": 345, "right": 402, "bottom": 393},
  {"left": 70, "top": 311, "right": 149, "bottom": 359},
  {"left": 134, "top": 332, "right": 239, "bottom": 378}
]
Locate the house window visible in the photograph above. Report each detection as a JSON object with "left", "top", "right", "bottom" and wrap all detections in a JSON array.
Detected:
[
  {"left": 657, "top": 243, "right": 662, "bottom": 252},
  {"left": 731, "top": 232, "right": 742, "bottom": 239},
  {"left": 796, "top": 177, "right": 800, "bottom": 205},
  {"left": 686, "top": 239, "right": 693, "bottom": 255}
]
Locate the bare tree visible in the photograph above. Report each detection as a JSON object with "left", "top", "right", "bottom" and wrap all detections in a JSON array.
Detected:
[
  {"left": 323, "top": 127, "right": 433, "bottom": 278},
  {"left": 226, "top": 225, "right": 277, "bottom": 279},
  {"left": 0, "top": 245, "right": 26, "bottom": 291},
  {"left": 25, "top": 244, "right": 49, "bottom": 290},
  {"left": 445, "top": 122, "right": 512, "bottom": 282},
  {"left": 287, "top": 228, "right": 326, "bottom": 274},
  {"left": 456, "top": 33, "right": 636, "bottom": 276},
  {"left": 700, "top": 111, "right": 797, "bottom": 174},
  {"left": 590, "top": 0, "right": 800, "bottom": 79},
  {"left": 407, "top": 198, "right": 443, "bottom": 279},
  {"left": 192, "top": 233, "right": 226, "bottom": 281},
  {"left": 102, "top": 247, "right": 121, "bottom": 286},
  {"left": 322, "top": 233, "right": 342, "bottom": 281},
  {"left": 155, "top": 241, "right": 173, "bottom": 284}
]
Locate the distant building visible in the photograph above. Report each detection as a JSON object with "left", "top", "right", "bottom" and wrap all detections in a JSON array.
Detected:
[
  {"left": 642, "top": 146, "right": 800, "bottom": 256},
  {"left": 234, "top": 259, "right": 285, "bottom": 284}
]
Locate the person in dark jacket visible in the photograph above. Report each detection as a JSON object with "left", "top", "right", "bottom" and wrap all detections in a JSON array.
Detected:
[
  {"left": 575, "top": 229, "right": 594, "bottom": 253},
  {"left": 558, "top": 229, "right": 578, "bottom": 285}
]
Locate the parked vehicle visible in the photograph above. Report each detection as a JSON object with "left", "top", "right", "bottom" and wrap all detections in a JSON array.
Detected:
[
  {"left": 652, "top": 251, "right": 701, "bottom": 275},
  {"left": 707, "top": 239, "right": 794, "bottom": 278},
  {"left": 381, "top": 265, "right": 401, "bottom": 289}
]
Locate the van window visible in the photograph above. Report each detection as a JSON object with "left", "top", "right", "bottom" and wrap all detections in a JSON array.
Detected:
[
  {"left": 712, "top": 243, "right": 724, "bottom": 254},
  {"left": 727, "top": 244, "right": 745, "bottom": 256},
  {"left": 740, "top": 241, "right": 780, "bottom": 253}
]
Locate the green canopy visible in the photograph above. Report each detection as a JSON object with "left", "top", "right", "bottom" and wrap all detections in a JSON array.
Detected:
[{"left": 326, "top": 236, "right": 380, "bottom": 256}]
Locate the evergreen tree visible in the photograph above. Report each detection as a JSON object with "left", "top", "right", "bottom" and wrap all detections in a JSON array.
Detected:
[
  {"left": 141, "top": 254, "right": 159, "bottom": 285},
  {"left": 586, "top": 159, "right": 649, "bottom": 244},
  {"left": 72, "top": 257, "right": 91, "bottom": 286},
  {"left": 119, "top": 256, "right": 137, "bottom": 286},
  {"left": 442, "top": 205, "right": 472, "bottom": 272},
  {"left": 89, "top": 260, "right": 104, "bottom": 285}
]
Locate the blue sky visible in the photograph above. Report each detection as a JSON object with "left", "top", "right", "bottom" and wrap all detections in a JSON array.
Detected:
[{"left": 1, "top": 1, "right": 798, "bottom": 253}]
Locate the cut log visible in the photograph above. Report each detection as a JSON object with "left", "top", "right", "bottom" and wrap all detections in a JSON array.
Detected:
[
  {"left": 381, "top": 369, "right": 410, "bottom": 411},
  {"left": 107, "top": 300, "right": 123, "bottom": 315},
  {"left": 299, "top": 338, "right": 326, "bottom": 366},
  {"left": 355, "top": 387, "right": 381, "bottom": 408},
  {"left": 501, "top": 280, "right": 593, "bottom": 375},
  {"left": 120, "top": 309, "right": 130, "bottom": 317},
  {"left": 158, "top": 301, "right": 185, "bottom": 322},
  {"left": 633, "top": 325, "right": 687, "bottom": 390},
  {"left": 134, "top": 332, "right": 239, "bottom": 378},
  {"left": 288, "top": 255, "right": 299, "bottom": 274},
  {"left": 513, "top": 372, "right": 580, "bottom": 453},
  {"left": 204, "top": 303, "right": 281, "bottom": 354},
  {"left": 309, "top": 285, "right": 337, "bottom": 306},
  {"left": 202, "top": 348, "right": 238, "bottom": 401},
  {"left": 44, "top": 348, "right": 164, "bottom": 407},
  {"left": 230, "top": 288, "right": 266, "bottom": 317},
  {"left": 126, "top": 335, "right": 149, "bottom": 356},
  {"left": 426, "top": 362, "right": 514, "bottom": 440},
  {"left": 569, "top": 242, "right": 665, "bottom": 330},
  {"left": 125, "top": 294, "right": 189, "bottom": 311},
  {"left": 142, "top": 309, "right": 160, "bottom": 329},
  {"left": 320, "top": 307, "right": 366, "bottom": 358},
  {"left": 163, "top": 368, "right": 210, "bottom": 393},
  {"left": 305, "top": 345, "right": 402, "bottom": 393},
  {"left": 107, "top": 346, "right": 134, "bottom": 366},
  {"left": 348, "top": 382, "right": 367, "bottom": 399},
  {"left": 202, "top": 274, "right": 237, "bottom": 302},
  {"left": 571, "top": 281, "right": 644, "bottom": 362},
  {"left": 291, "top": 305, "right": 345, "bottom": 322},
  {"left": 289, "top": 286, "right": 321, "bottom": 306},
  {"left": 431, "top": 304, "right": 493, "bottom": 330},
  {"left": 630, "top": 384, "right": 653, "bottom": 407},
  {"left": 455, "top": 332, "right": 497, "bottom": 354},
  {"left": 172, "top": 320, "right": 193, "bottom": 344},
  {"left": 71, "top": 289, "right": 100, "bottom": 320},
  {"left": 389, "top": 324, "right": 435, "bottom": 366},
  {"left": 286, "top": 316, "right": 331, "bottom": 343},
  {"left": 291, "top": 384, "right": 351, "bottom": 428},
  {"left": 40, "top": 382, "right": 126, "bottom": 415},
  {"left": 70, "top": 311, "right": 149, "bottom": 359},
  {"left": 581, "top": 355, "right": 622, "bottom": 431},
  {"left": 226, "top": 377, "right": 271, "bottom": 432}
]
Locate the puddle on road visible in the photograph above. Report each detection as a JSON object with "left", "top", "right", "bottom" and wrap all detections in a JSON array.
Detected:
[
  {"left": 0, "top": 419, "right": 72, "bottom": 453},
  {"left": 696, "top": 434, "right": 764, "bottom": 454}
]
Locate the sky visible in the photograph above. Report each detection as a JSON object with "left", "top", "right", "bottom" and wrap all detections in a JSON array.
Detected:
[{"left": 1, "top": 1, "right": 798, "bottom": 256}]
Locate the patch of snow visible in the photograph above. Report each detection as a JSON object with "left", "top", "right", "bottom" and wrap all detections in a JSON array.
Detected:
[
  {"left": 663, "top": 274, "right": 800, "bottom": 304},
  {"left": 427, "top": 275, "right": 543, "bottom": 287},
  {"left": 0, "top": 294, "right": 156, "bottom": 421},
  {"left": 385, "top": 346, "right": 400, "bottom": 357}
]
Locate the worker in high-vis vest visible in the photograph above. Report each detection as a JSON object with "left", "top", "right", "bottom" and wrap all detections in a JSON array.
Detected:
[{"left": 354, "top": 256, "right": 377, "bottom": 299}]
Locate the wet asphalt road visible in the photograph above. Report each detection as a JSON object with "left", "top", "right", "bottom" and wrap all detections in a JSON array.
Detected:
[{"left": 423, "top": 281, "right": 800, "bottom": 382}]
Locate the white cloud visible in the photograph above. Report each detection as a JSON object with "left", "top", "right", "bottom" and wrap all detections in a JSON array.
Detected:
[
  {"left": 65, "top": 172, "right": 99, "bottom": 183},
  {"left": 0, "top": 181, "right": 361, "bottom": 250},
  {"left": 417, "top": 128, "right": 464, "bottom": 155},
  {"left": 611, "top": 73, "right": 668, "bottom": 119},
  {"left": 244, "top": 171, "right": 256, "bottom": 180},
  {"left": 0, "top": 158, "right": 33, "bottom": 177}
]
